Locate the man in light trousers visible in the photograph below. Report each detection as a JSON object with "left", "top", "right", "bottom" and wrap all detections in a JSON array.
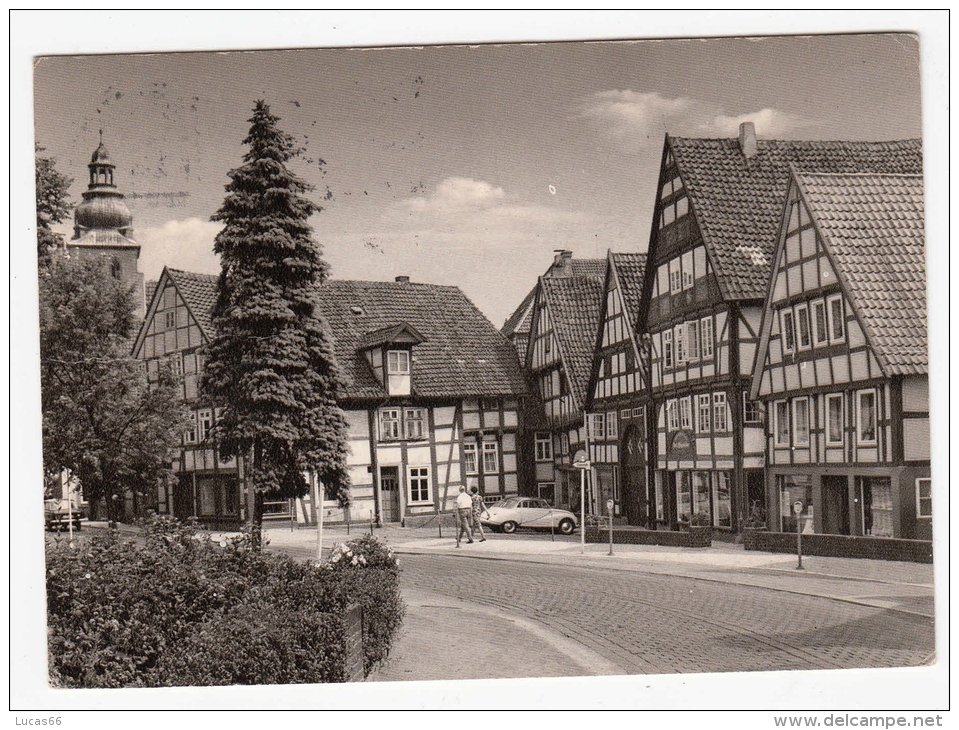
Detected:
[{"left": 455, "top": 485, "right": 474, "bottom": 547}]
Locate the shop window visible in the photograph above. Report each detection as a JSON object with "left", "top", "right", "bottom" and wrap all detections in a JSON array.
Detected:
[
  {"left": 675, "top": 471, "right": 692, "bottom": 522},
  {"left": 858, "top": 476, "right": 893, "bottom": 537},
  {"left": 916, "top": 478, "right": 932, "bottom": 519},
  {"left": 692, "top": 471, "right": 711, "bottom": 519},
  {"left": 793, "top": 397, "right": 810, "bottom": 446},
  {"left": 534, "top": 432, "right": 552, "bottom": 462},
  {"left": 712, "top": 472, "right": 732, "bottom": 527},
  {"left": 713, "top": 392, "right": 728, "bottom": 433},
  {"left": 856, "top": 389, "right": 877, "bottom": 444},
  {"left": 482, "top": 442, "right": 499, "bottom": 473},
  {"left": 774, "top": 401, "right": 790, "bottom": 446},
  {"left": 778, "top": 475, "right": 813, "bottom": 533},
  {"left": 826, "top": 393, "right": 844, "bottom": 445},
  {"left": 408, "top": 466, "right": 431, "bottom": 504}
]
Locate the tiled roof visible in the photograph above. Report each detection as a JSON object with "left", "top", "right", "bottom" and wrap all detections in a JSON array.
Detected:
[
  {"left": 318, "top": 280, "right": 529, "bottom": 400},
  {"left": 795, "top": 172, "right": 926, "bottom": 375},
  {"left": 166, "top": 268, "right": 219, "bottom": 340},
  {"left": 610, "top": 252, "right": 647, "bottom": 330},
  {"left": 668, "top": 137, "right": 923, "bottom": 300},
  {"left": 502, "top": 257, "right": 607, "bottom": 337},
  {"left": 540, "top": 275, "right": 606, "bottom": 408}
]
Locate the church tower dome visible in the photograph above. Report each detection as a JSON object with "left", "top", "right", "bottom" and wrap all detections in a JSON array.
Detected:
[{"left": 73, "top": 136, "right": 135, "bottom": 239}]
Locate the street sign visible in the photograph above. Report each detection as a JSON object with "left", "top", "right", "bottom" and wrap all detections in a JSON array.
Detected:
[
  {"left": 793, "top": 501, "right": 804, "bottom": 515},
  {"left": 573, "top": 450, "right": 590, "bottom": 469}
]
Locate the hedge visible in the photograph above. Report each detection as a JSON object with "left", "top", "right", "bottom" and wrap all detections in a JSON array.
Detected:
[{"left": 46, "top": 516, "right": 404, "bottom": 687}]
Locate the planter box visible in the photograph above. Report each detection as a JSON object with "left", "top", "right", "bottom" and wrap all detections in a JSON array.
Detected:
[
  {"left": 585, "top": 525, "right": 711, "bottom": 548},
  {"left": 743, "top": 530, "right": 932, "bottom": 563}
]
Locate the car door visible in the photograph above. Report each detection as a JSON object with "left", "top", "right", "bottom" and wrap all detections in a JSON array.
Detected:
[{"left": 520, "top": 498, "right": 551, "bottom": 528}]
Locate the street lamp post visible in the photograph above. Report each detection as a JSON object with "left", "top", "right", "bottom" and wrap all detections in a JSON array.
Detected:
[{"left": 573, "top": 450, "right": 590, "bottom": 554}]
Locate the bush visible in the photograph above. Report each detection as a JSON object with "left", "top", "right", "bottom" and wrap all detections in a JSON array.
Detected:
[{"left": 46, "top": 517, "right": 404, "bottom": 687}]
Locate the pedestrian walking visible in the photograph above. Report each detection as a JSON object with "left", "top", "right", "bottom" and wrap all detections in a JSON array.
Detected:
[
  {"left": 455, "top": 485, "right": 474, "bottom": 547},
  {"left": 470, "top": 486, "right": 489, "bottom": 542}
]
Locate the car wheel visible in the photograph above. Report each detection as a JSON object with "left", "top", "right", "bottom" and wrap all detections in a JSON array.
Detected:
[
  {"left": 558, "top": 518, "right": 575, "bottom": 535},
  {"left": 501, "top": 521, "right": 518, "bottom": 534}
]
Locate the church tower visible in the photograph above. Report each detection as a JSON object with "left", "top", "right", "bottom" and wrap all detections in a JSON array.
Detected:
[{"left": 69, "top": 134, "right": 145, "bottom": 316}]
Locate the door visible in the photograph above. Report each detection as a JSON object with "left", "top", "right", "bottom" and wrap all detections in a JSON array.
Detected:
[
  {"left": 173, "top": 474, "right": 195, "bottom": 520},
  {"left": 621, "top": 425, "right": 648, "bottom": 526},
  {"left": 379, "top": 467, "right": 401, "bottom": 523},
  {"left": 821, "top": 475, "right": 850, "bottom": 535},
  {"left": 519, "top": 498, "right": 551, "bottom": 528}
]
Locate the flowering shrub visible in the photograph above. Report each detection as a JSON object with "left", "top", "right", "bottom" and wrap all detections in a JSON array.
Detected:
[
  {"left": 46, "top": 517, "right": 402, "bottom": 687},
  {"left": 325, "top": 534, "right": 404, "bottom": 674}
]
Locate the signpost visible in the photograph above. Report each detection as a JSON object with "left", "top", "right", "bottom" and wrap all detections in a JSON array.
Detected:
[
  {"left": 573, "top": 450, "right": 590, "bottom": 555},
  {"left": 606, "top": 498, "right": 615, "bottom": 556},
  {"left": 793, "top": 500, "right": 804, "bottom": 570}
]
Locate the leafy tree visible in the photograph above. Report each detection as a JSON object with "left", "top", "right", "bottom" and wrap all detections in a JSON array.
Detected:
[
  {"left": 36, "top": 144, "right": 73, "bottom": 265},
  {"left": 202, "top": 100, "right": 350, "bottom": 542},
  {"left": 39, "top": 256, "right": 188, "bottom": 522}
]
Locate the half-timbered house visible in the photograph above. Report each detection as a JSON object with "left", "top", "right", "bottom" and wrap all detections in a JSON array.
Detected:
[
  {"left": 750, "top": 170, "right": 929, "bottom": 540},
  {"left": 583, "top": 251, "right": 650, "bottom": 524},
  {"left": 133, "top": 270, "right": 530, "bottom": 527},
  {"left": 523, "top": 263, "right": 606, "bottom": 511},
  {"left": 639, "top": 123, "right": 923, "bottom": 534}
]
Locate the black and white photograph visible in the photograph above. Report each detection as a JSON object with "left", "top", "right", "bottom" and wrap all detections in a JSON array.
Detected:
[{"left": 12, "top": 9, "right": 948, "bottom": 720}]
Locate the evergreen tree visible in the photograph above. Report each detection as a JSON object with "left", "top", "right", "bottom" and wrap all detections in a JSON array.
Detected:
[
  {"left": 36, "top": 144, "right": 73, "bottom": 265},
  {"left": 39, "top": 257, "right": 188, "bottom": 522},
  {"left": 202, "top": 101, "right": 350, "bottom": 538}
]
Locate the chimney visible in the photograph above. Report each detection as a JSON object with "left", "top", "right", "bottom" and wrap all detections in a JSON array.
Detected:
[
  {"left": 550, "top": 249, "right": 574, "bottom": 277},
  {"left": 739, "top": 122, "right": 757, "bottom": 158},
  {"left": 395, "top": 275, "right": 410, "bottom": 284}
]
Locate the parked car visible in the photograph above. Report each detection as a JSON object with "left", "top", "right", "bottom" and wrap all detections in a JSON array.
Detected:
[
  {"left": 44, "top": 499, "right": 85, "bottom": 531},
  {"left": 481, "top": 497, "right": 578, "bottom": 535}
]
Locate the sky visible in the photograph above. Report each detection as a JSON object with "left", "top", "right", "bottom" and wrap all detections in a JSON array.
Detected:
[
  {"left": 13, "top": 10, "right": 950, "bottom": 716},
  {"left": 30, "top": 23, "right": 926, "bottom": 328}
]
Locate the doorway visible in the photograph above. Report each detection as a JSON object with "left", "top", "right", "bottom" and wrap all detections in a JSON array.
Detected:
[
  {"left": 379, "top": 467, "right": 401, "bottom": 523},
  {"left": 821, "top": 475, "right": 850, "bottom": 535},
  {"left": 621, "top": 425, "right": 648, "bottom": 526}
]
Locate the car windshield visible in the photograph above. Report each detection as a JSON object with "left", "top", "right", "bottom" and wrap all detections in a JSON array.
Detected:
[{"left": 492, "top": 498, "right": 522, "bottom": 508}]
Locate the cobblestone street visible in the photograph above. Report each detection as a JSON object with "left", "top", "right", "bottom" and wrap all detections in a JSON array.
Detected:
[{"left": 369, "top": 551, "right": 934, "bottom": 681}]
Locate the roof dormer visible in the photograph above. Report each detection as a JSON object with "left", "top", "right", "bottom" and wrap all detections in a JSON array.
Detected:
[{"left": 358, "top": 322, "right": 427, "bottom": 397}]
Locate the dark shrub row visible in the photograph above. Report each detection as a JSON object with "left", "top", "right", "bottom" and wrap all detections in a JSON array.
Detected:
[{"left": 46, "top": 517, "right": 404, "bottom": 687}]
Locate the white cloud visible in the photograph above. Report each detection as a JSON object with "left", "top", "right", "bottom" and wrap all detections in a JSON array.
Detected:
[
  {"left": 580, "top": 90, "right": 811, "bottom": 150},
  {"left": 137, "top": 217, "right": 221, "bottom": 283},
  {"left": 404, "top": 177, "right": 506, "bottom": 213}
]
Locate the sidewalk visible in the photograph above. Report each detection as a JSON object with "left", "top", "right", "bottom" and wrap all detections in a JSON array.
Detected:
[{"left": 262, "top": 523, "right": 935, "bottom": 618}]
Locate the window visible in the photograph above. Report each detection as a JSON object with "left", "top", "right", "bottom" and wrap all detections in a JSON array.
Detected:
[
  {"left": 167, "top": 353, "right": 183, "bottom": 378},
  {"left": 387, "top": 350, "right": 410, "bottom": 374},
  {"left": 606, "top": 412, "right": 618, "bottom": 439},
  {"left": 857, "top": 389, "right": 877, "bottom": 444},
  {"left": 463, "top": 443, "right": 478, "bottom": 474},
  {"left": 687, "top": 320, "right": 700, "bottom": 360},
  {"left": 700, "top": 317, "right": 714, "bottom": 359},
  {"left": 588, "top": 413, "right": 606, "bottom": 441},
  {"left": 197, "top": 409, "right": 213, "bottom": 442},
  {"left": 916, "top": 478, "right": 932, "bottom": 519},
  {"left": 713, "top": 472, "right": 732, "bottom": 527},
  {"left": 679, "top": 397, "right": 692, "bottom": 430},
  {"left": 828, "top": 295, "right": 845, "bottom": 342},
  {"left": 666, "top": 399, "right": 679, "bottom": 431},
  {"left": 408, "top": 466, "right": 431, "bottom": 504},
  {"left": 796, "top": 304, "right": 811, "bottom": 350},
  {"left": 793, "top": 397, "right": 810, "bottom": 446},
  {"left": 541, "top": 372, "right": 554, "bottom": 399},
  {"left": 826, "top": 393, "right": 844, "bottom": 445},
  {"left": 662, "top": 330, "right": 673, "bottom": 368},
  {"left": 743, "top": 394, "right": 763, "bottom": 424},
  {"left": 482, "top": 442, "right": 499, "bottom": 473},
  {"left": 779, "top": 474, "right": 813, "bottom": 533},
  {"left": 697, "top": 394, "right": 711, "bottom": 433},
  {"left": 164, "top": 311, "right": 176, "bottom": 330},
  {"left": 858, "top": 476, "right": 892, "bottom": 537},
  {"left": 781, "top": 309, "right": 796, "bottom": 352},
  {"left": 775, "top": 401, "right": 790, "bottom": 446},
  {"left": 675, "top": 325, "right": 687, "bottom": 364},
  {"left": 669, "top": 268, "right": 682, "bottom": 294},
  {"left": 682, "top": 269, "right": 694, "bottom": 290},
  {"left": 620, "top": 409, "right": 632, "bottom": 420},
  {"left": 713, "top": 392, "right": 728, "bottom": 432},
  {"left": 813, "top": 300, "right": 828, "bottom": 345},
  {"left": 534, "top": 433, "right": 553, "bottom": 462},
  {"left": 184, "top": 412, "right": 197, "bottom": 444},
  {"left": 380, "top": 409, "right": 401, "bottom": 440},
  {"left": 405, "top": 409, "right": 425, "bottom": 439}
]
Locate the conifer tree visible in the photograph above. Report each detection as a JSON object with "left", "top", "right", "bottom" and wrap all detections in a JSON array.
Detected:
[{"left": 202, "top": 101, "right": 350, "bottom": 539}]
